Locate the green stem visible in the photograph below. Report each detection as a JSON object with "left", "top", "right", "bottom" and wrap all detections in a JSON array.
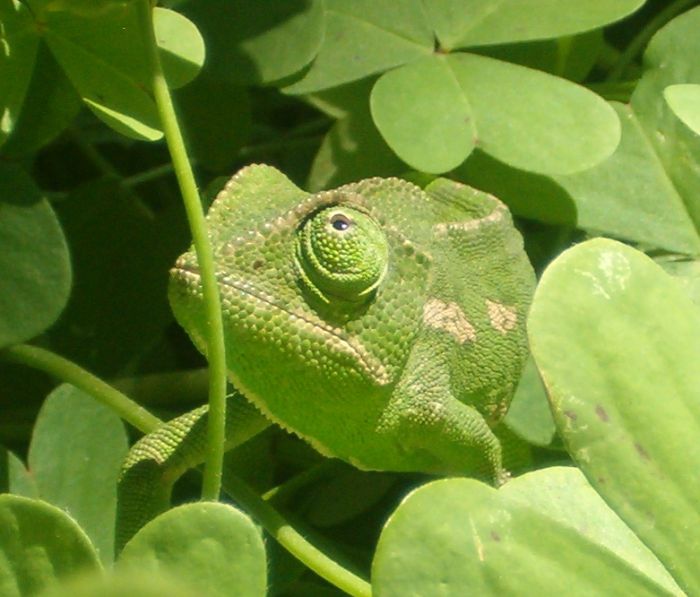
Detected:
[
  {"left": 224, "top": 474, "right": 372, "bottom": 597},
  {"left": 136, "top": 0, "right": 228, "bottom": 502},
  {"left": 0, "top": 344, "right": 160, "bottom": 433},
  {"left": 607, "top": 0, "right": 698, "bottom": 82},
  {"left": 124, "top": 163, "right": 176, "bottom": 187}
]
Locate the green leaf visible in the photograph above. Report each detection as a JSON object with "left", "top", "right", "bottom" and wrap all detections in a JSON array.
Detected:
[
  {"left": 528, "top": 238, "right": 700, "bottom": 594},
  {"left": 180, "top": 0, "right": 324, "bottom": 85},
  {"left": 175, "top": 69, "right": 251, "bottom": 172},
  {"left": 453, "top": 151, "right": 576, "bottom": 225},
  {"left": 40, "top": 571, "right": 200, "bottom": 597},
  {"left": 118, "top": 502, "right": 266, "bottom": 597},
  {"left": 0, "top": 448, "right": 38, "bottom": 498},
  {"left": 284, "top": 0, "right": 433, "bottom": 94},
  {"left": 154, "top": 7, "right": 205, "bottom": 90},
  {"left": 301, "top": 468, "right": 395, "bottom": 527},
  {"left": 38, "top": 1, "right": 162, "bottom": 140},
  {"left": 554, "top": 102, "right": 700, "bottom": 254},
  {"left": 370, "top": 55, "right": 476, "bottom": 174},
  {"left": 28, "top": 384, "right": 128, "bottom": 564},
  {"left": 0, "top": 0, "right": 40, "bottom": 146},
  {"left": 372, "top": 476, "right": 671, "bottom": 596},
  {"left": 307, "top": 79, "right": 405, "bottom": 190},
  {"left": 503, "top": 356, "right": 555, "bottom": 447},
  {"left": 0, "top": 42, "right": 82, "bottom": 158},
  {"left": 631, "top": 6, "right": 700, "bottom": 231},
  {"left": 36, "top": 4, "right": 202, "bottom": 140},
  {"left": 425, "top": 0, "right": 645, "bottom": 50},
  {"left": 502, "top": 468, "right": 682, "bottom": 595},
  {"left": 48, "top": 178, "right": 188, "bottom": 376},
  {"left": 0, "top": 164, "right": 71, "bottom": 348},
  {"left": 657, "top": 257, "right": 700, "bottom": 306},
  {"left": 664, "top": 84, "right": 700, "bottom": 136},
  {"left": 0, "top": 494, "right": 100, "bottom": 597},
  {"left": 371, "top": 53, "right": 619, "bottom": 175}
]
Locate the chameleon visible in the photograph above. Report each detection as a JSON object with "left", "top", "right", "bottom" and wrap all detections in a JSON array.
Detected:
[{"left": 116, "top": 164, "right": 535, "bottom": 549}]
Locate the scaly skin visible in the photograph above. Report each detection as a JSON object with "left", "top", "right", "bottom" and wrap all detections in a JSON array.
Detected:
[
  {"left": 117, "top": 165, "right": 535, "bottom": 548},
  {"left": 115, "top": 392, "right": 269, "bottom": 551}
]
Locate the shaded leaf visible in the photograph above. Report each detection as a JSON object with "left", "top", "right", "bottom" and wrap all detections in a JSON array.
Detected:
[
  {"left": 28, "top": 384, "right": 128, "bottom": 564},
  {"left": 503, "top": 356, "right": 555, "bottom": 447},
  {"left": 555, "top": 102, "right": 700, "bottom": 254},
  {"left": 0, "top": 494, "right": 100, "bottom": 597},
  {"left": 0, "top": 448, "right": 38, "bottom": 498},
  {"left": 0, "top": 0, "right": 40, "bottom": 146},
  {"left": 284, "top": 0, "right": 433, "bottom": 94},
  {"left": 631, "top": 6, "right": 700, "bottom": 230},
  {"left": 180, "top": 0, "right": 324, "bottom": 85},
  {"left": 37, "top": 3, "right": 203, "bottom": 140},
  {"left": 48, "top": 178, "right": 188, "bottom": 376},
  {"left": 0, "top": 164, "right": 71, "bottom": 348},
  {"left": 175, "top": 69, "right": 251, "bottom": 172},
  {"left": 0, "top": 42, "right": 81, "bottom": 158},
  {"left": 154, "top": 7, "right": 205, "bottom": 89}
]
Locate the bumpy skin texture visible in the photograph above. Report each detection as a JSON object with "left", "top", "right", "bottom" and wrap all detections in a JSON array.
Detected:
[{"left": 117, "top": 165, "right": 534, "bottom": 547}]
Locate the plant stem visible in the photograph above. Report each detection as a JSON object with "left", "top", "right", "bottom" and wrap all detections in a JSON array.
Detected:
[
  {"left": 136, "top": 0, "right": 228, "bottom": 502},
  {"left": 223, "top": 474, "right": 372, "bottom": 597},
  {"left": 0, "top": 344, "right": 160, "bottom": 433},
  {"left": 123, "top": 163, "right": 176, "bottom": 187},
  {"left": 607, "top": 0, "right": 698, "bottom": 82}
]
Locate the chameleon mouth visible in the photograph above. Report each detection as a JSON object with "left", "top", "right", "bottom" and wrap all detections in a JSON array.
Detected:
[{"left": 170, "top": 261, "right": 391, "bottom": 385}]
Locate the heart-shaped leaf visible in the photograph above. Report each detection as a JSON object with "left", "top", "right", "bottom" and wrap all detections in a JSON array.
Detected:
[
  {"left": 529, "top": 238, "right": 700, "bottom": 594},
  {"left": 371, "top": 53, "right": 619, "bottom": 175},
  {"left": 0, "top": 164, "right": 71, "bottom": 348},
  {"left": 0, "top": 494, "right": 100, "bottom": 596},
  {"left": 118, "top": 502, "right": 266, "bottom": 597},
  {"left": 372, "top": 472, "right": 674, "bottom": 595}
]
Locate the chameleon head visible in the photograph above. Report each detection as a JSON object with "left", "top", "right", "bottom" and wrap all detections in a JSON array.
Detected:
[{"left": 168, "top": 165, "right": 431, "bottom": 459}]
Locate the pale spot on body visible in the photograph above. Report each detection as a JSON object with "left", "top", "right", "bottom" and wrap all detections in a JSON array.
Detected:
[
  {"left": 422, "top": 298, "right": 476, "bottom": 344},
  {"left": 485, "top": 300, "right": 517, "bottom": 334}
]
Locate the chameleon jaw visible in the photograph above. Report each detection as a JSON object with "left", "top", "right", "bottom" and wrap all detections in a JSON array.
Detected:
[{"left": 169, "top": 262, "right": 392, "bottom": 386}]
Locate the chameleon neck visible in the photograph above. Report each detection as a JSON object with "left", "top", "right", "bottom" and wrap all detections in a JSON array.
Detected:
[{"left": 115, "top": 392, "right": 270, "bottom": 551}]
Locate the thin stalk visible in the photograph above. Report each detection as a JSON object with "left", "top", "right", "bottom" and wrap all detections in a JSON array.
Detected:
[
  {"left": 123, "top": 163, "right": 176, "bottom": 187},
  {"left": 136, "top": 0, "right": 227, "bottom": 501},
  {"left": 224, "top": 474, "right": 372, "bottom": 597},
  {"left": 0, "top": 344, "right": 160, "bottom": 433},
  {"left": 607, "top": 0, "right": 698, "bottom": 82}
]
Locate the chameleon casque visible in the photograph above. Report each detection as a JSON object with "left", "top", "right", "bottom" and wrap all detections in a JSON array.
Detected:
[{"left": 116, "top": 164, "right": 535, "bottom": 549}]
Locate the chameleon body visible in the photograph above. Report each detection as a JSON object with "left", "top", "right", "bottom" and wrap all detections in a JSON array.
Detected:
[{"left": 116, "top": 165, "right": 534, "bottom": 548}]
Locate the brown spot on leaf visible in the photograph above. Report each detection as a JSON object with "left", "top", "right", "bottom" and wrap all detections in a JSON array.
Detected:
[
  {"left": 564, "top": 410, "right": 577, "bottom": 421},
  {"left": 490, "top": 531, "right": 501, "bottom": 542},
  {"left": 635, "top": 443, "right": 650, "bottom": 460},
  {"left": 595, "top": 405, "right": 609, "bottom": 422}
]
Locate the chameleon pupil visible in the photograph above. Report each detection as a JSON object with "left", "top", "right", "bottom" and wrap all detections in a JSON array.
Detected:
[{"left": 330, "top": 214, "right": 351, "bottom": 231}]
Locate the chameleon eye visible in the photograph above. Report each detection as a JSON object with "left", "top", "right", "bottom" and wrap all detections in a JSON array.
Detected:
[
  {"left": 295, "top": 206, "right": 389, "bottom": 304},
  {"left": 330, "top": 213, "right": 351, "bottom": 231}
]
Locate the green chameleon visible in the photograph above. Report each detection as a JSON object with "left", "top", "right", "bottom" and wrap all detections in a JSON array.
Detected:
[{"left": 116, "top": 164, "right": 535, "bottom": 549}]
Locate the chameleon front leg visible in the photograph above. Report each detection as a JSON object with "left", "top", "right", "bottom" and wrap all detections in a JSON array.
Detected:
[
  {"left": 378, "top": 342, "right": 508, "bottom": 484},
  {"left": 115, "top": 391, "right": 270, "bottom": 552}
]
